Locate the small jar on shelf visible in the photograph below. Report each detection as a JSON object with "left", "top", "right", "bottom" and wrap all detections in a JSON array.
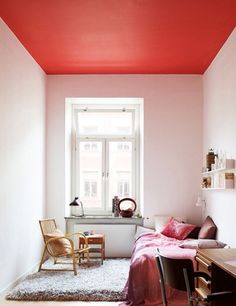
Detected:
[{"left": 221, "top": 173, "right": 235, "bottom": 189}]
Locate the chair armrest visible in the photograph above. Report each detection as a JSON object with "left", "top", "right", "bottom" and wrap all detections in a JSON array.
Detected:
[
  {"left": 193, "top": 271, "right": 211, "bottom": 281},
  {"left": 207, "top": 290, "right": 236, "bottom": 301},
  {"left": 66, "top": 232, "right": 87, "bottom": 239},
  {"left": 66, "top": 232, "right": 89, "bottom": 247}
]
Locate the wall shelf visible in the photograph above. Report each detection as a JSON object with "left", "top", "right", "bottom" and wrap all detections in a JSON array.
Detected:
[
  {"left": 201, "top": 158, "right": 235, "bottom": 190},
  {"left": 202, "top": 187, "right": 234, "bottom": 190},
  {"left": 202, "top": 167, "right": 236, "bottom": 176}
]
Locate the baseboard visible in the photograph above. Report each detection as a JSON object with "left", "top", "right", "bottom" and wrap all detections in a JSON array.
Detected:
[{"left": 0, "top": 261, "right": 40, "bottom": 298}]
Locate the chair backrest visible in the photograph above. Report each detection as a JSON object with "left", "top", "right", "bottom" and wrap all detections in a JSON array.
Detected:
[
  {"left": 39, "top": 219, "right": 57, "bottom": 242},
  {"left": 157, "top": 254, "right": 195, "bottom": 293},
  {"left": 39, "top": 219, "right": 74, "bottom": 257}
]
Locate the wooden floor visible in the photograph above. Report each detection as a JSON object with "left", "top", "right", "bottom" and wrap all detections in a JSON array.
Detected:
[{"left": 0, "top": 299, "right": 120, "bottom": 305}]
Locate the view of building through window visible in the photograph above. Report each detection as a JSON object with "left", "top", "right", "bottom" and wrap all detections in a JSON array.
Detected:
[
  {"left": 84, "top": 180, "right": 97, "bottom": 197},
  {"left": 117, "top": 180, "right": 130, "bottom": 197},
  {"left": 77, "top": 139, "right": 132, "bottom": 211}
]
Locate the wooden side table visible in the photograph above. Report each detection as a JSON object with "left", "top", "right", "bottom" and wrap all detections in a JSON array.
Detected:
[{"left": 79, "top": 234, "right": 105, "bottom": 264}]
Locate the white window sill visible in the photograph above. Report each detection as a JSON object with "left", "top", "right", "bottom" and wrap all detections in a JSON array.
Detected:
[{"left": 65, "top": 215, "right": 143, "bottom": 225}]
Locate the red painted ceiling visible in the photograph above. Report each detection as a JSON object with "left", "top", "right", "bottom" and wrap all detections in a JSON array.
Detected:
[{"left": 1, "top": 0, "right": 236, "bottom": 74}]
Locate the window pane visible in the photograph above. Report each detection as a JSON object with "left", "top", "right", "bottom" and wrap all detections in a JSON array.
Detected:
[
  {"left": 78, "top": 141, "right": 103, "bottom": 209},
  {"left": 77, "top": 112, "right": 133, "bottom": 135},
  {"left": 108, "top": 141, "right": 132, "bottom": 207},
  {"left": 91, "top": 182, "right": 97, "bottom": 197},
  {"left": 84, "top": 182, "right": 90, "bottom": 197},
  {"left": 124, "top": 182, "right": 129, "bottom": 196}
]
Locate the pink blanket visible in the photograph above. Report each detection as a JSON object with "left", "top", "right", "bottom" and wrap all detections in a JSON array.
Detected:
[{"left": 121, "top": 232, "right": 196, "bottom": 306}]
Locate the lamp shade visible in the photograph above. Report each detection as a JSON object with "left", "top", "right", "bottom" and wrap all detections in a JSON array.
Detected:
[{"left": 69, "top": 197, "right": 84, "bottom": 217}]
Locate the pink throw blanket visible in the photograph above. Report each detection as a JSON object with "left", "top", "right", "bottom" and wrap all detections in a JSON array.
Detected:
[{"left": 121, "top": 232, "right": 196, "bottom": 306}]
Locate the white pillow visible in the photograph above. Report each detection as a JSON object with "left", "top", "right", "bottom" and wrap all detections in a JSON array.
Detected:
[
  {"left": 154, "top": 215, "right": 187, "bottom": 232},
  {"left": 134, "top": 225, "right": 155, "bottom": 240},
  {"left": 179, "top": 239, "right": 226, "bottom": 249}
]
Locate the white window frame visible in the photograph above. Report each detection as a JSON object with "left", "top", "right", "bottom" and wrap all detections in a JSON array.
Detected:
[{"left": 72, "top": 104, "right": 140, "bottom": 215}]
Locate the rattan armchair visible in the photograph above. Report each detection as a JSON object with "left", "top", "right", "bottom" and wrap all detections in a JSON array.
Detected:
[{"left": 39, "top": 218, "right": 90, "bottom": 275}]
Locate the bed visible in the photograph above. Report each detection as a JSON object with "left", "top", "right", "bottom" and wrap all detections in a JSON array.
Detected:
[{"left": 121, "top": 215, "right": 222, "bottom": 306}]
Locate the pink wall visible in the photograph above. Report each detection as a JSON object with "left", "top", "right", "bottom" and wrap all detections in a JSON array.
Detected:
[
  {"left": 203, "top": 28, "right": 236, "bottom": 247},
  {"left": 46, "top": 74, "right": 203, "bottom": 229},
  {"left": 0, "top": 19, "right": 46, "bottom": 292}
]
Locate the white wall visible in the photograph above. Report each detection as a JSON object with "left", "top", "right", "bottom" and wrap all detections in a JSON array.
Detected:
[
  {"left": 203, "top": 28, "right": 236, "bottom": 247},
  {"left": 47, "top": 74, "right": 203, "bottom": 230},
  {"left": 0, "top": 19, "right": 46, "bottom": 292}
]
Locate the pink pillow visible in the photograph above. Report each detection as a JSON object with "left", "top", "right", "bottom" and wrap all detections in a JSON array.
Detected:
[
  {"left": 161, "top": 217, "right": 196, "bottom": 240},
  {"left": 198, "top": 216, "right": 217, "bottom": 239},
  {"left": 179, "top": 239, "right": 226, "bottom": 249}
]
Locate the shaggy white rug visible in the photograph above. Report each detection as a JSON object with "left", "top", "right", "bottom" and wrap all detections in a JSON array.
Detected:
[{"left": 6, "top": 258, "right": 130, "bottom": 301}]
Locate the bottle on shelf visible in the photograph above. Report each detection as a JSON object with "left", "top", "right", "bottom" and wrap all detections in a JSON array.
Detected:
[
  {"left": 206, "top": 148, "right": 217, "bottom": 171},
  {"left": 112, "top": 196, "right": 120, "bottom": 217}
]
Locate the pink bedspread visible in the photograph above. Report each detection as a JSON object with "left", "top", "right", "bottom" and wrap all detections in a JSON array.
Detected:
[{"left": 121, "top": 232, "right": 196, "bottom": 306}]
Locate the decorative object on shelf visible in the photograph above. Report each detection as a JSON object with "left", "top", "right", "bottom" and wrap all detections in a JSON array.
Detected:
[
  {"left": 201, "top": 177, "right": 208, "bottom": 188},
  {"left": 118, "top": 198, "right": 136, "bottom": 218},
  {"left": 112, "top": 196, "right": 120, "bottom": 217},
  {"left": 207, "top": 176, "right": 212, "bottom": 188},
  {"left": 83, "top": 231, "right": 94, "bottom": 236},
  {"left": 221, "top": 173, "right": 234, "bottom": 188},
  {"left": 204, "top": 149, "right": 234, "bottom": 173},
  {"left": 202, "top": 151, "right": 235, "bottom": 189},
  {"left": 219, "top": 158, "right": 235, "bottom": 169},
  {"left": 69, "top": 197, "right": 84, "bottom": 217},
  {"left": 206, "top": 148, "right": 217, "bottom": 171}
]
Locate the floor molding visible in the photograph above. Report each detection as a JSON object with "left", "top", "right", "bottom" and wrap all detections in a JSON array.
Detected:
[{"left": 0, "top": 261, "right": 40, "bottom": 298}]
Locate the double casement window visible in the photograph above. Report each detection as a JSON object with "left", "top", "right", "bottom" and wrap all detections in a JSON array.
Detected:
[{"left": 73, "top": 106, "right": 139, "bottom": 215}]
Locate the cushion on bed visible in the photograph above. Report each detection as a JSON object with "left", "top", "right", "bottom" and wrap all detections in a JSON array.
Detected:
[
  {"left": 198, "top": 216, "right": 217, "bottom": 239},
  {"left": 161, "top": 217, "right": 196, "bottom": 240},
  {"left": 154, "top": 215, "right": 187, "bottom": 232},
  {"left": 179, "top": 239, "right": 226, "bottom": 249},
  {"left": 134, "top": 225, "right": 155, "bottom": 240},
  {"left": 186, "top": 226, "right": 201, "bottom": 239}
]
